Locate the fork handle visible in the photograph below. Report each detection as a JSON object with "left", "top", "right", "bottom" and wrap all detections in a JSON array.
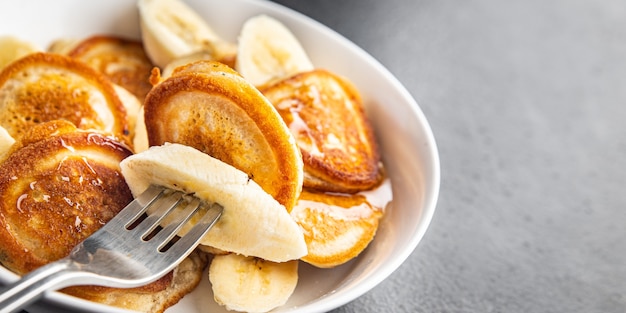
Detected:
[{"left": 0, "top": 258, "right": 82, "bottom": 313}]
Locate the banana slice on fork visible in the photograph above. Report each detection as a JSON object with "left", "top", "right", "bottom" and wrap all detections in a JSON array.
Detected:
[{"left": 120, "top": 143, "right": 308, "bottom": 263}]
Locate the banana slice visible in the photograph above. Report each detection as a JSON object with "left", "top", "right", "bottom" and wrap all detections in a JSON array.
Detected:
[
  {"left": 111, "top": 84, "right": 142, "bottom": 146},
  {"left": 0, "top": 36, "right": 40, "bottom": 69},
  {"left": 119, "top": 143, "right": 308, "bottom": 262},
  {"left": 236, "top": 15, "right": 314, "bottom": 87},
  {"left": 132, "top": 105, "right": 149, "bottom": 153},
  {"left": 160, "top": 51, "right": 214, "bottom": 79},
  {"left": 137, "top": 0, "right": 236, "bottom": 68},
  {"left": 0, "top": 126, "right": 15, "bottom": 162},
  {"left": 47, "top": 38, "right": 80, "bottom": 55},
  {"left": 209, "top": 254, "right": 298, "bottom": 313}
]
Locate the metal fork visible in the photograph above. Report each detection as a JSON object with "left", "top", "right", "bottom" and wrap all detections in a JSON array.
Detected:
[{"left": 0, "top": 184, "right": 223, "bottom": 313}]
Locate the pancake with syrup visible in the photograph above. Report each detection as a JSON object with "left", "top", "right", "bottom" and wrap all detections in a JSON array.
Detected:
[
  {"left": 0, "top": 52, "right": 130, "bottom": 144},
  {"left": 290, "top": 180, "right": 391, "bottom": 268},
  {"left": 66, "top": 35, "right": 155, "bottom": 101},
  {"left": 260, "top": 69, "right": 384, "bottom": 193},
  {"left": 143, "top": 61, "right": 303, "bottom": 211},
  {"left": 0, "top": 120, "right": 207, "bottom": 313}
]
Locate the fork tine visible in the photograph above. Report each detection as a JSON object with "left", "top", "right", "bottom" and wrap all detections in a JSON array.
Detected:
[
  {"left": 150, "top": 196, "right": 202, "bottom": 251},
  {"left": 0, "top": 185, "right": 223, "bottom": 313},
  {"left": 110, "top": 185, "right": 164, "bottom": 228},
  {"left": 165, "top": 202, "right": 223, "bottom": 255},
  {"left": 129, "top": 190, "right": 184, "bottom": 239}
]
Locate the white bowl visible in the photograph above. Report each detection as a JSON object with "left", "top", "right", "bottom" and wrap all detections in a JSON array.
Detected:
[{"left": 0, "top": 0, "right": 440, "bottom": 312}]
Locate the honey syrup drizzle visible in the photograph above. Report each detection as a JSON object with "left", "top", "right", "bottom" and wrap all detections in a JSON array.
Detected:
[{"left": 292, "top": 178, "right": 392, "bottom": 221}]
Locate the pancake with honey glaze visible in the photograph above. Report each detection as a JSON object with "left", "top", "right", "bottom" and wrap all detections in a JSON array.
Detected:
[
  {"left": 0, "top": 121, "right": 205, "bottom": 313},
  {"left": 261, "top": 69, "right": 383, "bottom": 193},
  {"left": 0, "top": 120, "right": 133, "bottom": 274},
  {"left": 290, "top": 186, "right": 389, "bottom": 268},
  {"left": 67, "top": 35, "right": 154, "bottom": 101},
  {"left": 0, "top": 52, "right": 129, "bottom": 142},
  {"left": 144, "top": 61, "right": 303, "bottom": 211}
]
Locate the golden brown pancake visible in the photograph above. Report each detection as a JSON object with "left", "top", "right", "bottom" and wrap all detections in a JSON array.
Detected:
[
  {"left": 0, "top": 52, "right": 129, "bottom": 142},
  {"left": 0, "top": 120, "right": 205, "bottom": 312},
  {"left": 143, "top": 61, "right": 303, "bottom": 211},
  {"left": 67, "top": 35, "right": 154, "bottom": 101},
  {"left": 0, "top": 120, "right": 134, "bottom": 274},
  {"left": 62, "top": 249, "right": 209, "bottom": 313},
  {"left": 290, "top": 188, "right": 386, "bottom": 268},
  {"left": 260, "top": 69, "right": 383, "bottom": 193}
]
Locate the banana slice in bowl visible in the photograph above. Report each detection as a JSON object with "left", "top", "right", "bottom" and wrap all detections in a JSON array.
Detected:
[
  {"left": 138, "top": 0, "right": 236, "bottom": 68},
  {"left": 0, "top": 126, "right": 15, "bottom": 162},
  {"left": 0, "top": 36, "right": 40, "bottom": 70},
  {"left": 209, "top": 254, "right": 299, "bottom": 313},
  {"left": 236, "top": 15, "right": 314, "bottom": 87}
]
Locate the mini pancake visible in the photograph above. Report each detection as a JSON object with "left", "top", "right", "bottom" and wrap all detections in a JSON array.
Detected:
[
  {"left": 290, "top": 187, "right": 388, "bottom": 268},
  {"left": 143, "top": 61, "right": 303, "bottom": 211},
  {"left": 67, "top": 35, "right": 154, "bottom": 101},
  {"left": 0, "top": 120, "right": 205, "bottom": 312},
  {"left": 260, "top": 69, "right": 383, "bottom": 193},
  {"left": 0, "top": 120, "right": 133, "bottom": 274},
  {"left": 62, "top": 249, "right": 209, "bottom": 313},
  {"left": 0, "top": 52, "right": 129, "bottom": 142}
]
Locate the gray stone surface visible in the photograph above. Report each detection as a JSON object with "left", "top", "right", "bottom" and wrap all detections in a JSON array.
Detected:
[{"left": 271, "top": 0, "right": 626, "bottom": 312}]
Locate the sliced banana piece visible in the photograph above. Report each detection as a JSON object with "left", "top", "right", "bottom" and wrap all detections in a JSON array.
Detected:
[
  {"left": 209, "top": 254, "right": 298, "bottom": 313},
  {"left": 160, "top": 51, "right": 214, "bottom": 79},
  {"left": 112, "top": 84, "right": 142, "bottom": 144},
  {"left": 47, "top": 38, "right": 80, "bottom": 55},
  {"left": 132, "top": 105, "right": 149, "bottom": 153},
  {"left": 0, "top": 36, "right": 40, "bottom": 69},
  {"left": 0, "top": 126, "right": 15, "bottom": 162},
  {"left": 236, "top": 15, "right": 314, "bottom": 86},
  {"left": 137, "top": 0, "right": 236, "bottom": 68},
  {"left": 119, "top": 143, "right": 308, "bottom": 262}
]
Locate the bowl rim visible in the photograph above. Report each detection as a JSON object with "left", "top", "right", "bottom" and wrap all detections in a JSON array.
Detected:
[{"left": 0, "top": 0, "right": 441, "bottom": 312}]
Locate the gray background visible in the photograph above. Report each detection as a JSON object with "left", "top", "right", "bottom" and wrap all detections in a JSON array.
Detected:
[{"left": 271, "top": 0, "right": 626, "bottom": 312}]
